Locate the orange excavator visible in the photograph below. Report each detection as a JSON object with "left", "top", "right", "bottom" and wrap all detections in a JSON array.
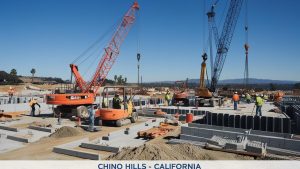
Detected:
[
  {"left": 46, "top": 2, "right": 140, "bottom": 119},
  {"left": 173, "top": 79, "right": 190, "bottom": 106},
  {"left": 100, "top": 86, "right": 138, "bottom": 127}
]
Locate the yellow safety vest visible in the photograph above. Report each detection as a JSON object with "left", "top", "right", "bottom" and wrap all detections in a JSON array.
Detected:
[
  {"left": 256, "top": 97, "right": 264, "bottom": 106},
  {"left": 165, "top": 93, "right": 171, "bottom": 100}
]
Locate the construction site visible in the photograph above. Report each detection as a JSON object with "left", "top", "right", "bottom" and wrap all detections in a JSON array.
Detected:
[{"left": 1, "top": 0, "right": 300, "bottom": 161}]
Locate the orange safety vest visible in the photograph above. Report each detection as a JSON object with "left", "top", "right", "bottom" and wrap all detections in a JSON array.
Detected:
[{"left": 232, "top": 94, "right": 240, "bottom": 101}]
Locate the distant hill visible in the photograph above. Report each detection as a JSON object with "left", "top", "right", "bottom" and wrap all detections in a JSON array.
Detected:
[
  {"left": 153, "top": 78, "right": 299, "bottom": 85},
  {"left": 19, "top": 76, "right": 65, "bottom": 84},
  {"left": 0, "top": 71, "right": 23, "bottom": 84},
  {"left": 218, "top": 78, "right": 299, "bottom": 84}
]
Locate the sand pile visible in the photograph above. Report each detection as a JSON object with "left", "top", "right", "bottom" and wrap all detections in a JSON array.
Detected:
[
  {"left": 107, "top": 143, "right": 213, "bottom": 160},
  {"left": 107, "top": 143, "right": 254, "bottom": 160},
  {"left": 49, "top": 126, "right": 84, "bottom": 138}
]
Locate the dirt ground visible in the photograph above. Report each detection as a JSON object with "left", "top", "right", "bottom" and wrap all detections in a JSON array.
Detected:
[{"left": 0, "top": 84, "right": 59, "bottom": 93}]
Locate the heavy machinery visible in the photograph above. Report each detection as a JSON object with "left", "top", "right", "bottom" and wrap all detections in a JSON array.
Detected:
[
  {"left": 196, "top": 0, "right": 244, "bottom": 106},
  {"left": 173, "top": 79, "right": 189, "bottom": 106},
  {"left": 46, "top": 2, "right": 140, "bottom": 118},
  {"left": 99, "top": 86, "right": 138, "bottom": 127}
]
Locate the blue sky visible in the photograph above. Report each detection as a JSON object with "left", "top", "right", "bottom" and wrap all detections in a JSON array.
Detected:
[{"left": 0, "top": 0, "right": 299, "bottom": 82}]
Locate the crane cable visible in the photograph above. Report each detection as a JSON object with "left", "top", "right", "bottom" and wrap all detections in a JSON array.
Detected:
[{"left": 71, "top": 17, "right": 121, "bottom": 65}]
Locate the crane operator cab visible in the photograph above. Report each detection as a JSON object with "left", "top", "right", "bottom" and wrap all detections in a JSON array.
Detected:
[{"left": 99, "top": 86, "right": 138, "bottom": 127}]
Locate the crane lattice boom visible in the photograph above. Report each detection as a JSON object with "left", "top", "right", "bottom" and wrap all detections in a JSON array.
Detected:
[
  {"left": 72, "top": 2, "right": 139, "bottom": 93},
  {"left": 209, "top": 0, "right": 244, "bottom": 92}
]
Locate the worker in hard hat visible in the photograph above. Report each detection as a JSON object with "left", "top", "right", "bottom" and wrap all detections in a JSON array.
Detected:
[
  {"left": 245, "top": 93, "right": 251, "bottom": 104},
  {"left": 112, "top": 93, "right": 122, "bottom": 109},
  {"left": 165, "top": 90, "right": 172, "bottom": 106},
  {"left": 29, "top": 98, "right": 41, "bottom": 117},
  {"left": 8, "top": 86, "right": 14, "bottom": 97},
  {"left": 232, "top": 92, "right": 240, "bottom": 110},
  {"left": 255, "top": 94, "right": 264, "bottom": 116}
]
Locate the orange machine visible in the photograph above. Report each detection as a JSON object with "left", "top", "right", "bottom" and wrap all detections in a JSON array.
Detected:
[
  {"left": 274, "top": 91, "right": 284, "bottom": 102},
  {"left": 99, "top": 86, "right": 138, "bottom": 127},
  {"left": 173, "top": 80, "right": 189, "bottom": 106},
  {"left": 46, "top": 2, "right": 140, "bottom": 118},
  {"left": 7, "top": 86, "right": 15, "bottom": 97}
]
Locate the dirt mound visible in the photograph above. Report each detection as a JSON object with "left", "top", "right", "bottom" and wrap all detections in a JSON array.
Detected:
[
  {"left": 49, "top": 126, "right": 84, "bottom": 138},
  {"left": 107, "top": 143, "right": 213, "bottom": 160},
  {"left": 107, "top": 143, "right": 254, "bottom": 160}
]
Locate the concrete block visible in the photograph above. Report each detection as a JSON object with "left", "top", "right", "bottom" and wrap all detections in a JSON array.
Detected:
[
  {"left": 234, "top": 115, "right": 241, "bottom": 128},
  {"left": 246, "top": 116, "right": 253, "bottom": 129},
  {"left": 212, "top": 113, "right": 217, "bottom": 125},
  {"left": 267, "top": 147, "right": 300, "bottom": 156},
  {"left": 282, "top": 118, "right": 291, "bottom": 133},
  {"left": 207, "top": 112, "right": 212, "bottom": 125},
  {"left": 260, "top": 116, "right": 267, "bottom": 131},
  {"left": 217, "top": 113, "right": 223, "bottom": 126},
  {"left": 53, "top": 147, "right": 100, "bottom": 160},
  {"left": 223, "top": 114, "right": 229, "bottom": 127},
  {"left": 253, "top": 116, "right": 260, "bottom": 130},
  {"left": 7, "top": 135, "right": 29, "bottom": 143},
  {"left": 246, "top": 142, "right": 266, "bottom": 155},
  {"left": 228, "top": 115, "right": 234, "bottom": 127},
  {"left": 80, "top": 143, "right": 119, "bottom": 153},
  {"left": 0, "top": 125, "right": 18, "bottom": 132},
  {"left": 274, "top": 118, "right": 282, "bottom": 133},
  {"left": 224, "top": 142, "right": 244, "bottom": 151},
  {"left": 267, "top": 117, "right": 274, "bottom": 132},
  {"left": 241, "top": 115, "right": 246, "bottom": 129},
  {"left": 28, "top": 125, "right": 53, "bottom": 133},
  {"left": 180, "top": 134, "right": 210, "bottom": 143}
]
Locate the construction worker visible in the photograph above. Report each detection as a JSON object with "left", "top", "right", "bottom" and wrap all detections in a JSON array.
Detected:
[
  {"left": 255, "top": 94, "right": 264, "bottom": 116},
  {"left": 112, "top": 93, "right": 122, "bottom": 109},
  {"left": 8, "top": 86, "right": 14, "bottom": 98},
  {"left": 263, "top": 94, "right": 268, "bottom": 101},
  {"left": 165, "top": 90, "right": 171, "bottom": 106},
  {"left": 101, "top": 93, "right": 108, "bottom": 108},
  {"left": 87, "top": 105, "right": 97, "bottom": 132},
  {"left": 29, "top": 98, "right": 40, "bottom": 117},
  {"left": 245, "top": 93, "right": 251, "bottom": 104},
  {"left": 232, "top": 92, "right": 239, "bottom": 110}
]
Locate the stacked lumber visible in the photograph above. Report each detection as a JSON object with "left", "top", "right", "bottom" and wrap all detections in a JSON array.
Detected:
[
  {"left": 0, "top": 111, "right": 26, "bottom": 122},
  {"left": 137, "top": 123, "right": 177, "bottom": 139}
]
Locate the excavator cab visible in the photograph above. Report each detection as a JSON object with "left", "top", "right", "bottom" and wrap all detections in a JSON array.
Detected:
[
  {"left": 173, "top": 80, "right": 189, "bottom": 106},
  {"left": 99, "top": 86, "right": 138, "bottom": 127}
]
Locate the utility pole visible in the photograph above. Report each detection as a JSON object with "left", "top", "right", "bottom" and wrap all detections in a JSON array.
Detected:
[{"left": 137, "top": 53, "right": 141, "bottom": 86}]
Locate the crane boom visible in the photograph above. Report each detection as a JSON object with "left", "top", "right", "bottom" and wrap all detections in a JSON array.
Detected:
[
  {"left": 46, "top": 2, "right": 139, "bottom": 107},
  {"left": 209, "top": 0, "right": 244, "bottom": 92},
  {"left": 72, "top": 2, "right": 139, "bottom": 94}
]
